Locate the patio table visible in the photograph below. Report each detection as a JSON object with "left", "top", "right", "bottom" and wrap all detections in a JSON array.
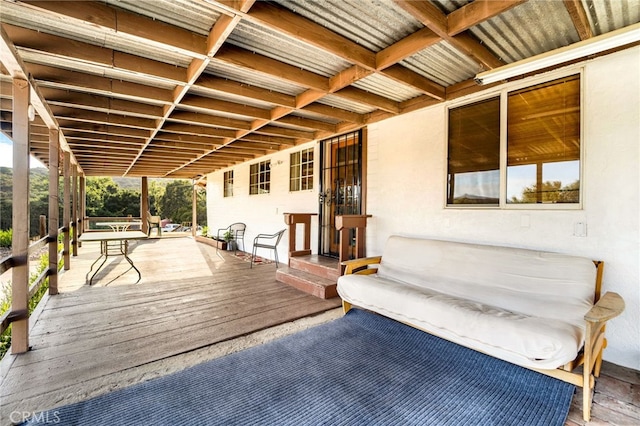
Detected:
[
  {"left": 78, "top": 231, "right": 147, "bottom": 285},
  {"left": 96, "top": 221, "right": 142, "bottom": 232}
]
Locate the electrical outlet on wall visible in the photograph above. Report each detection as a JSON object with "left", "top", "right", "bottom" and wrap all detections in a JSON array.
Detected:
[{"left": 573, "top": 222, "right": 587, "bottom": 237}]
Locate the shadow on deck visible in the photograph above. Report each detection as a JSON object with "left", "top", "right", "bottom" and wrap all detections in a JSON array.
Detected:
[{"left": 0, "top": 237, "right": 341, "bottom": 422}]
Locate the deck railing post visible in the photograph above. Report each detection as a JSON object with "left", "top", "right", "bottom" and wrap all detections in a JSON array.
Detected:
[
  {"left": 78, "top": 175, "right": 85, "bottom": 245},
  {"left": 141, "top": 177, "right": 149, "bottom": 235},
  {"left": 39, "top": 215, "right": 46, "bottom": 239},
  {"left": 11, "top": 77, "right": 30, "bottom": 354},
  {"left": 48, "top": 128, "right": 60, "bottom": 295},
  {"left": 72, "top": 166, "right": 78, "bottom": 256},
  {"left": 63, "top": 151, "right": 71, "bottom": 270}
]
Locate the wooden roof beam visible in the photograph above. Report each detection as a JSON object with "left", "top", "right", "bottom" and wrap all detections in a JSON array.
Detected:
[
  {"left": 20, "top": 1, "right": 208, "bottom": 57},
  {"left": 28, "top": 63, "right": 173, "bottom": 105},
  {"left": 447, "top": 1, "right": 527, "bottom": 36},
  {"left": 563, "top": 0, "right": 594, "bottom": 41},
  {"left": 393, "top": 0, "right": 504, "bottom": 70},
  {"left": 4, "top": 24, "right": 188, "bottom": 84}
]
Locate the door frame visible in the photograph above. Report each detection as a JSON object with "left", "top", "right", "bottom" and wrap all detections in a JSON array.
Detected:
[{"left": 318, "top": 128, "right": 367, "bottom": 258}]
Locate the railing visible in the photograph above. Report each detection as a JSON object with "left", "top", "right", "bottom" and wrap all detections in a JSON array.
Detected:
[
  {"left": 0, "top": 226, "right": 64, "bottom": 337},
  {"left": 335, "top": 215, "right": 372, "bottom": 272},
  {"left": 283, "top": 213, "right": 317, "bottom": 261},
  {"left": 84, "top": 216, "right": 143, "bottom": 231}
]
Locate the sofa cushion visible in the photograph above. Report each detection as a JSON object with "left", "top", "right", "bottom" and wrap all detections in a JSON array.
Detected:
[
  {"left": 376, "top": 236, "right": 596, "bottom": 326},
  {"left": 337, "top": 274, "right": 584, "bottom": 369},
  {"left": 337, "top": 236, "right": 599, "bottom": 370}
]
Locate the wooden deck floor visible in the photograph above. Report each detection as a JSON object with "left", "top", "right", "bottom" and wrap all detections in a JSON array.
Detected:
[
  {"left": 0, "top": 236, "right": 342, "bottom": 422},
  {"left": 0, "top": 236, "right": 637, "bottom": 425}
]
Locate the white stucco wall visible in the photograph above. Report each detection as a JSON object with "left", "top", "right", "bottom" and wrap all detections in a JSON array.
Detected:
[
  {"left": 206, "top": 141, "right": 319, "bottom": 261},
  {"left": 207, "top": 47, "right": 639, "bottom": 369}
]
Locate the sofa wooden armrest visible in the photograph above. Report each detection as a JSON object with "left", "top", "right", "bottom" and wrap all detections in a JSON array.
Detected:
[
  {"left": 585, "top": 291, "right": 625, "bottom": 323},
  {"left": 341, "top": 256, "right": 382, "bottom": 275}
]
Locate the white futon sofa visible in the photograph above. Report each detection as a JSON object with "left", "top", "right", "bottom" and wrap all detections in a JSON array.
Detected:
[{"left": 337, "top": 235, "right": 625, "bottom": 422}]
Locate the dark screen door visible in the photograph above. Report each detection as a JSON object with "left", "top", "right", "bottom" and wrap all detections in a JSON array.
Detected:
[{"left": 318, "top": 130, "right": 363, "bottom": 258}]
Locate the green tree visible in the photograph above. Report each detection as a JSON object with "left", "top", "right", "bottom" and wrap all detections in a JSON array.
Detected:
[
  {"left": 85, "top": 177, "right": 141, "bottom": 217},
  {"left": 159, "top": 180, "right": 206, "bottom": 224},
  {"left": 511, "top": 180, "right": 580, "bottom": 204}
]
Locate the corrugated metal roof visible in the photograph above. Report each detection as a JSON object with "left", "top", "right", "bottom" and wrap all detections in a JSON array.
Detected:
[
  {"left": 2, "top": 0, "right": 637, "bottom": 177},
  {"left": 16, "top": 49, "right": 181, "bottom": 89},
  {"left": 316, "top": 94, "right": 377, "bottom": 114},
  {"left": 289, "top": 110, "right": 341, "bottom": 124},
  {"left": 205, "top": 59, "right": 307, "bottom": 96},
  {"left": 227, "top": 20, "right": 351, "bottom": 78},
  {"left": 584, "top": 0, "right": 640, "bottom": 35},
  {"left": 469, "top": 1, "right": 580, "bottom": 64},
  {"left": 106, "top": 0, "right": 222, "bottom": 37},
  {"left": 1, "top": 1, "right": 198, "bottom": 66},
  {"left": 352, "top": 73, "right": 422, "bottom": 102},
  {"left": 402, "top": 41, "right": 480, "bottom": 87},
  {"left": 273, "top": 0, "right": 422, "bottom": 51},
  {"left": 188, "top": 85, "right": 278, "bottom": 110}
]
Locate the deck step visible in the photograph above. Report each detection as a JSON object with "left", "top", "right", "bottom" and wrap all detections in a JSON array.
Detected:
[
  {"left": 289, "top": 255, "right": 341, "bottom": 281},
  {"left": 276, "top": 266, "right": 338, "bottom": 299}
]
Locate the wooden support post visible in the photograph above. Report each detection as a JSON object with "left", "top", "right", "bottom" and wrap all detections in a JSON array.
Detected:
[
  {"left": 141, "top": 177, "right": 149, "bottom": 235},
  {"left": 192, "top": 182, "right": 197, "bottom": 237},
  {"left": 63, "top": 151, "right": 71, "bottom": 270},
  {"left": 11, "top": 78, "right": 30, "bottom": 354},
  {"left": 48, "top": 128, "right": 59, "bottom": 295},
  {"left": 72, "top": 166, "right": 78, "bottom": 256},
  {"left": 78, "top": 175, "right": 85, "bottom": 245}
]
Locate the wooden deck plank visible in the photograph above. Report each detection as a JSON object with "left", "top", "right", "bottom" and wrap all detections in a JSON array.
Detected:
[{"left": 0, "top": 237, "right": 341, "bottom": 421}]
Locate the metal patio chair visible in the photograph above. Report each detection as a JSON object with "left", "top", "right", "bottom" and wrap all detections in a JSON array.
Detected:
[
  {"left": 147, "top": 211, "right": 162, "bottom": 236},
  {"left": 217, "top": 222, "right": 246, "bottom": 252},
  {"left": 251, "top": 229, "right": 286, "bottom": 268}
]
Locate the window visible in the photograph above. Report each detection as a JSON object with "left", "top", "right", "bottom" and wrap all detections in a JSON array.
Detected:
[
  {"left": 223, "top": 170, "right": 233, "bottom": 197},
  {"left": 507, "top": 75, "right": 580, "bottom": 204},
  {"left": 249, "top": 160, "right": 270, "bottom": 195},
  {"left": 447, "top": 74, "right": 581, "bottom": 208},
  {"left": 447, "top": 97, "right": 500, "bottom": 205},
  {"left": 290, "top": 148, "right": 314, "bottom": 191}
]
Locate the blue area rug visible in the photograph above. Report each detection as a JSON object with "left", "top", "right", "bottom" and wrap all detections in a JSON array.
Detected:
[{"left": 23, "top": 309, "right": 574, "bottom": 426}]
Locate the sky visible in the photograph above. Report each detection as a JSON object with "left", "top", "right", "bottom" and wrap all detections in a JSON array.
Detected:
[{"left": 0, "top": 132, "right": 46, "bottom": 168}]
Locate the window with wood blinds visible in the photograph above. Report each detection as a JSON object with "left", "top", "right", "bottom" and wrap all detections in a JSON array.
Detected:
[
  {"left": 447, "top": 73, "right": 582, "bottom": 208},
  {"left": 447, "top": 97, "right": 500, "bottom": 206},
  {"left": 507, "top": 75, "right": 580, "bottom": 204}
]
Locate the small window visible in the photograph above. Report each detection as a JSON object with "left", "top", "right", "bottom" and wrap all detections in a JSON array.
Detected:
[
  {"left": 447, "top": 97, "right": 500, "bottom": 205},
  {"left": 223, "top": 170, "right": 233, "bottom": 197},
  {"left": 290, "top": 148, "right": 314, "bottom": 191},
  {"left": 249, "top": 160, "right": 270, "bottom": 195}
]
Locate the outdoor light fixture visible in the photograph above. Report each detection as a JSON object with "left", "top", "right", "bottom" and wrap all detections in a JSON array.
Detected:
[{"left": 475, "top": 22, "right": 640, "bottom": 85}]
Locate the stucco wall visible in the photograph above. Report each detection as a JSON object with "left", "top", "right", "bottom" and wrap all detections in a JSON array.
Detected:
[
  {"left": 205, "top": 141, "right": 320, "bottom": 260},
  {"left": 207, "top": 47, "right": 639, "bottom": 369}
]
